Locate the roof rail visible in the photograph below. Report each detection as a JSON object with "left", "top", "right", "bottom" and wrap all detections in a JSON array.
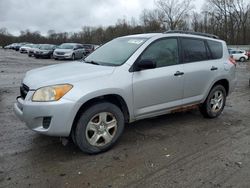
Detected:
[{"left": 164, "top": 30, "right": 219, "bottom": 39}]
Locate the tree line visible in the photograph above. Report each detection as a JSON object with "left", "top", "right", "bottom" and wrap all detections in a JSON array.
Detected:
[{"left": 0, "top": 0, "right": 249, "bottom": 47}]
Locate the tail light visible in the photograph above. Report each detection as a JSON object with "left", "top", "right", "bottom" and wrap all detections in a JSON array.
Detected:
[{"left": 229, "top": 57, "right": 236, "bottom": 66}]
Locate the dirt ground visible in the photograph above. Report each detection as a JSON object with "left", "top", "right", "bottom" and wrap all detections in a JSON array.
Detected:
[{"left": 0, "top": 49, "right": 250, "bottom": 188}]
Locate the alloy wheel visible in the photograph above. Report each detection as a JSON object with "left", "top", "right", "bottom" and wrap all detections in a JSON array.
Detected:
[
  {"left": 85, "top": 112, "right": 117, "bottom": 147},
  {"left": 210, "top": 90, "right": 224, "bottom": 113}
]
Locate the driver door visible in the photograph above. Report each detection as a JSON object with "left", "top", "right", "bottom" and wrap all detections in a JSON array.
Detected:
[{"left": 132, "top": 38, "right": 184, "bottom": 118}]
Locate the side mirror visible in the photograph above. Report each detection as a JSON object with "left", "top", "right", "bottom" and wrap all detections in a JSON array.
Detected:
[{"left": 134, "top": 59, "right": 156, "bottom": 71}]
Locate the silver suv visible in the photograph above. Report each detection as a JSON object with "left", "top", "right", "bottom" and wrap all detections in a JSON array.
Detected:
[{"left": 14, "top": 31, "right": 237, "bottom": 154}]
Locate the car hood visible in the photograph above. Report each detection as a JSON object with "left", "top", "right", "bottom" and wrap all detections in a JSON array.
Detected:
[
  {"left": 23, "top": 61, "right": 115, "bottom": 89},
  {"left": 38, "top": 49, "right": 52, "bottom": 53}
]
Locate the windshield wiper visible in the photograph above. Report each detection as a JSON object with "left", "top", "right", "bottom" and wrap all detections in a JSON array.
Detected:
[{"left": 84, "top": 60, "right": 100, "bottom": 65}]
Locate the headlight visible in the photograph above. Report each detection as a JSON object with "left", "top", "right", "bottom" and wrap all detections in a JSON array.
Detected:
[{"left": 32, "top": 84, "right": 73, "bottom": 102}]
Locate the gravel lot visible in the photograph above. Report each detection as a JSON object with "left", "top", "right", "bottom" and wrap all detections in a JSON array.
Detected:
[{"left": 0, "top": 49, "right": 250, "bottom": 188}]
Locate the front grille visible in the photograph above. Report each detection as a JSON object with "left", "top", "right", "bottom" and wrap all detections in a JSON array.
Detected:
[
  {"left": 20, "top": 84, "right": 29, "bottom": 99},
  {"left": 56, "top": 52, "right": 65, "bottom": 55}
]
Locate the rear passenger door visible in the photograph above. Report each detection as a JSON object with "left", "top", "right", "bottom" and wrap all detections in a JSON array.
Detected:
[{"left": 181, "top": 38, "right": 221, "bottom": 104}]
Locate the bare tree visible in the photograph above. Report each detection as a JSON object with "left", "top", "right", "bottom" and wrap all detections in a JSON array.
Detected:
[
  {"left": 155, "top": 0, "right": 193, "bottom": 30},
  {"left": 207, "top": 0, "right": 250, "bottom": 44},
  {"left": 191, "top": 12, "right": 201, "bottom": 32},
  {"left": 140, "top": 9, "right": 165, "bottom": 32}
]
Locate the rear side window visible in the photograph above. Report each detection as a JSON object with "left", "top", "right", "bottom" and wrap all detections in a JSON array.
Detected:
[
  {"left": 181, "top": 38, "right": 208, "bottom": 63},
  {"left": 207, "top": 40, "right": 223, "bottom": 59}
]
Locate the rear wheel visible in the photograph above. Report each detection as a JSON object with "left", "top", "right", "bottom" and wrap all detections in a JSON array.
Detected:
[
  {"left": 199, "top": 85, "right": 226, "bottom": 118},
  {"left": 74, "top": 102, "right": 125, "bottom": 154},
  {"left": 239, "top": 57, "right": 246, "bottom": 62}
]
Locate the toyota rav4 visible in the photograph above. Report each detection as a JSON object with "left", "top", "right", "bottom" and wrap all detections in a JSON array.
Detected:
[{"left": 14, "top": 31, "right": 237, "bottom": 154}]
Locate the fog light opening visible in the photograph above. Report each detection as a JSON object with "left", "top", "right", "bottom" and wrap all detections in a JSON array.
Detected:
[{"left": 42, "top": 117, "right": 52, "bottom": 129}]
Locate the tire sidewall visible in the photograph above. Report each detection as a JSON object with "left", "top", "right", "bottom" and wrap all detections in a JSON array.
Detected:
[{"left": 75, "top": 102, "right": 125, "bottom": 154}]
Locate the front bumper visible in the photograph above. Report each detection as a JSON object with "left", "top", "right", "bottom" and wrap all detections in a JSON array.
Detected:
[
  {"left": 14, "top": 95, "right": 77, "bottom": 137},
  {"left": 34, "top": 53, "right": 51, "bottom": 58},
  {"left": 20, "top": 49, "right": 28, "bottom": 53},
  {"left": 53, "top": 54, "right": 72, "bottom": 59}
]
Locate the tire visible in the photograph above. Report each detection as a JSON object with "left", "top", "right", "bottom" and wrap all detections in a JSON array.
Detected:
[
  {"left": 239, "top": 57, "right": 246, "bottom": 62},
  {"left": 199, "top": 85, "right": 226, "bottom": 118},
  {"left": 72, "top": 54, "right": 75, "bottom": 60},
  {"left": 28, "top": 54, "right": 31, "bottom": 57},
  {"left": 74, "top": 102, "right": 125, "bottom": 154}
]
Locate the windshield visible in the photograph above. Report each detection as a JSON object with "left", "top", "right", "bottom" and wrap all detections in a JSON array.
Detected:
[
  {"left": 83, "top": 44, "right": 92, "bottom": 49},
  {"left": 33, "top": 44, "right": 40, "bottom": 48},
  {"left": 84, "top": 37, "right": 148, "bottom": 66},
  {"left": 40, "top": 45, "right": 54, "bottom": 50},
  {"left": 58, "top": 44, "right": 74, "bottom": 49}
]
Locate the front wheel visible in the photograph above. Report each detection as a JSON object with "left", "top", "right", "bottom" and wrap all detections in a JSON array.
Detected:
[
  {"left": 74, "top": 102, "right": 125, "bottom": 154},
  {"left": 72, "top": 54, "right": 75, "bottom": 60},
  {"left": 199, "top": 85, "right": 226, "bottom": 118}
]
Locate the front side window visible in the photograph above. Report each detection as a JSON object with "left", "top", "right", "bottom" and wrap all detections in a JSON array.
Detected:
[
  {"left": 139, "top": 38, "right": 179, "bottom": 68},
  {"left": 181, "top": 38, "right": 208, "bottom": 63}
]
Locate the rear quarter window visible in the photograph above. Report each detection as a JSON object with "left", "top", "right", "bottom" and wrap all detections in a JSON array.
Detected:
[{"left": 207, "top": 40, "right": 223, "bottom": 59}]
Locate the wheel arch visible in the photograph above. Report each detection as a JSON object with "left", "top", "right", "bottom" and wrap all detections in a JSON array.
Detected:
[
  {"left": 212, "top": 79, "right": 229, "bottom": 96},
  {"left": 70, "top": 94, "right": 130, "bottom": 135}
]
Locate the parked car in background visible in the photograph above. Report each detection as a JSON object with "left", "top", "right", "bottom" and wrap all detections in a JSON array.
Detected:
[
  {"left": 14, "top": 43, "right": 28, "bottom": 51},
  {"left": 28, "top": 44, "right": 40, "bottom": 57},
  {"left": 20, "top": 43, "right": 34, "bottom": 53},
  {"left": 34, "top": 44, "right": 57, "bottom": 59},
  {"left": 53, "top": 43, "right": 85, "bottom": 60},
  {"left": 82, "top": 44, "right": 96, "bottom": 55},
  {"left": 8, "top": 43, "right": 19, "bottom": 50},
  {"left": 229, "top": 49, "right": 248, "bottom": 62},
  {"left": 14, "top": 31, "right": 236, "bottom": 154},
  {"left": 246, "top": 50, "right": 250, "bottom": 59},
  {"left": 7, "top": 43, "right": 17, "bottom": 50},
  {"left": 3, "top": 44, "right": 14, "bottom": 49}
]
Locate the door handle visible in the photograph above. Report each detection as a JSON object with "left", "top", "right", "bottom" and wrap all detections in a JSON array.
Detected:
[
  {"left": 210, "top": 66, "right": 218, "bottom": 71},
  {"left": 174, "top": 71, "right": 184, "bottom": 76}
]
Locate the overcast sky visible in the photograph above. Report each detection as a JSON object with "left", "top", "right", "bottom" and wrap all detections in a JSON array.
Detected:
[{"left": 0, "top": 0, "right": 204, "bottom": 36}]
